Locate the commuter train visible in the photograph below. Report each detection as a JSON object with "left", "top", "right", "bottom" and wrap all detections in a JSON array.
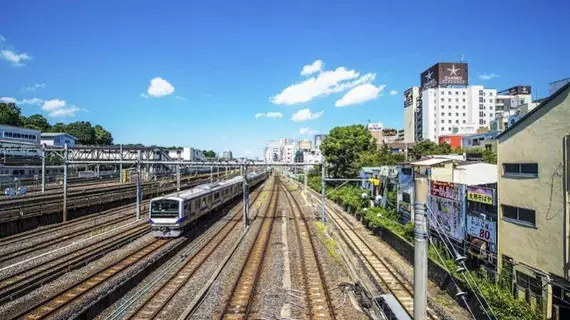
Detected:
[{"left": 149, "top": 170, "right": 268, "bottom": 237}]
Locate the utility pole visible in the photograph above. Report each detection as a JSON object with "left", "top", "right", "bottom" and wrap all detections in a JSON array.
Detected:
[
  {"left": 210, "top": 165, "right": 213, "bottom": 182},
  {"left": 176, "top": 165, "right": 181, "bottom": 192},
  {"left": 63, "top": 144, "right": 69, "bottom": 222},
  {"left": 119, "top": 144, "right": 123, "bottom": 183},
  {"left": 136, "top": 150, "right": 141, "bottom": 220},
  {"left": 304, "top": 166, "right": 308, "bottom": 194},
  {"left": 413, "top": 176, "right": 428, "bottom": 320},
  {"left": 41, "top": 145, "right": 46, "bottom": 193},
  {"left": 243, "top": 165, "right": 249, "bottom": 228},
  {"left": 321, "top": 159, "right": 326, "bottom": 223}
]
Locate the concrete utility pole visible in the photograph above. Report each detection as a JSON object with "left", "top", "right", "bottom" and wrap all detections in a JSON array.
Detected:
[
  {"left": 41, "top": 146, "right": 46, "bottom": 193},
  {"left": 136, "top": 150, "right": 141, "bottom": 220},
  {"left": 413, "top": 176, "right": 429, "bottom": 320},
  {"left": 119, "top": 144, "right": 123, "bottom": 183},
  {"left": 242, "top": 165, "right": 249, "bottom": 228},
  {"left": 321, "top": 159, "right": 326, "bottom": 223},
  {"left": 304, "top": 166, "right": 308, "bottom": 194},
  {"left": 63, "top": 144, "right": 69, "bottom": 222},
  {"left": 210, "top": 165, "right": 213, "bottom": 182},
  {"left": 176, "top": 165, "right": 181, "bottom": 192}
]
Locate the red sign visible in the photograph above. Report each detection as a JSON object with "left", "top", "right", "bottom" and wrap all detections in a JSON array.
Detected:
[{"left": 430, "top": 181, "right": 457, "bottom": 200}]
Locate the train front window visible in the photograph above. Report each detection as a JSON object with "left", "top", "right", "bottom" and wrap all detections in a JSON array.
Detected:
[{"left": 151, "top": 200, "right": 179, "bottom": 218}]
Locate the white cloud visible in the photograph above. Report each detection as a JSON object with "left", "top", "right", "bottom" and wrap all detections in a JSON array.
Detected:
[
  {"left": 271, "top": 62, "right": 376, "bottom": 105},
  {"left": 301, "top": 59, "right": 323, "bottom": 76},
  {"left": 0, "top": 97, "right": 17, "bottom": 103},
  {"left": 299, "top": 127, "right": 318, "bottom": 136},
  {"left": 255, "top": 111, "right": 283, "bottom": 119},
  {"left": 1, "top": 50, "right": 30, "bottom": 66},
  {"left": 0, "top": 35, "right": 5, "bottom": 42},
  {"left": 479, "top": 73, "right": 499, "bottom": 80},
  {"left": 175, "top": 95, "right": 186, "bottom": 101},
  {"left": 291, "top": 108, "right": 324, "bottom": 122},
  {"left": 146, "top": 77, "right": 175, "bottom": 97},
  {"left": 140, "top": 93, "right": 149, "bottom": 98},
  {"left": 23, "top": 83, "right": 46, "bottom": 92},
  {"left": 266, "top": 112, "right": 283, "bottom": 118},
  {"left": 20, "top": 98, "right": 43, "bottom": 105},
  {"left": 42, "top": 99, "right": 66, "bottom": 111},
  {"left": 389, "top": 89, "right": 398, "bottom": 96},
  {"left": 335, "top": 83, "right": 386, "bottom": 107},
  {"left": 48, "top": 105, "right": 79, "bottom": 118}
]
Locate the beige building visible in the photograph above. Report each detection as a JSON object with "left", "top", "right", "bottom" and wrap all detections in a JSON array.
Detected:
[{"left": 496, "top": 82, "right": 570, "bottom": 318}]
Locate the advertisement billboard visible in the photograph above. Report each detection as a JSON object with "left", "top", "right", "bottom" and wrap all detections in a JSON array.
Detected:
[
  {"left": 368, "top": 122, "right": 383, "bottom": 131},
  {"left": 430, "top": 180, "right": 462, "bottom": 201},
  {"left": 420, "top": 62, "right": 469, "bottom": 89},
  {"left": 500, "top": 85, "right": 532, "bottom": 96},
  {"left": 467, "top": 215, "right": 497, "bottom": 252},
  {"left": 429, "top": 180, "right": 465, "bottom": 241},
  {"left": 466, "top": 186, "right": 495, "bottom": 205}
]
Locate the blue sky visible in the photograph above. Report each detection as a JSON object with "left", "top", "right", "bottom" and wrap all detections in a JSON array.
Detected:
[{"left": 1, "top": 0, "right": 569, "bottom": 158}]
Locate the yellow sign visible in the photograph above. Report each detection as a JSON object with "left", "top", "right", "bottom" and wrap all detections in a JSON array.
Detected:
[
  {"left": 467, "top": 190, "right": 493, "bottom": 205},
  {"left": 369, "top": 178, "right": 380, "bottom": 186}
]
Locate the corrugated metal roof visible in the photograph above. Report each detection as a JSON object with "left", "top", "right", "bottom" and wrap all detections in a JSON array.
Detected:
[{"left": 40, "top": 132, "right": 78, "bottom": 140}]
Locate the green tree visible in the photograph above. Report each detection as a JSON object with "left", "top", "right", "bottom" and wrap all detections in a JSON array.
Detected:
[
  {"left": 202, "top": 150, "right": 216, "bottom": 158},
  {"left": 94, "top": 124, "right": 113, "bottom": 145},
  {"left": 49, "top": 122, "right": 68, "bottom": 133},
  {"left": 65, "top": 121, "right": 96, "bottom": 145},
  {"left": 0, "top": 102, "right": 23, "bottom": 126},
  {"left": 23, "top": 114, "right": 51, "bottom": 131},
  {"left": 320, "top": 125, "right": 376, "bottom": 178},
  {"left": 409, "top": 140, "right": 453, "bottom": 159},
  {"left": 483, "top": 149, "right": 497, "bottom": 164}
]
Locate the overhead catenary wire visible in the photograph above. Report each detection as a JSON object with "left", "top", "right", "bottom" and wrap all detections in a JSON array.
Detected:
[{"left": 425, "top": 203, "right": 495, "bottom": 320}]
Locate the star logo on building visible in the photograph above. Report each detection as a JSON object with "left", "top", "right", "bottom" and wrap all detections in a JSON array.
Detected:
[
  {"left": 447, "top": 64, "right": 460, "bottom": 76},
  {"left": 425, "top": 70, "right": 433, "bottom": 81}
]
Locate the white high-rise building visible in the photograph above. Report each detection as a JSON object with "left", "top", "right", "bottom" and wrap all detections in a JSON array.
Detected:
[{"left": 419, "top": 86, "right": 497, "bottom": 141}]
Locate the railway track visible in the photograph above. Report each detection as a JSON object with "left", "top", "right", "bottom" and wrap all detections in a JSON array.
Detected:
[
  {"left": 119, "top": 182, "right": 270, "bottom": 320},
  {"left": 0, "top": 208, "right": 140, "bottom": 265},
  {"left": 8, "top": 238, "right": 172, "bottom": 320},
  {"left": 218, "top": 179, "right": 279, "bottom": 319},
  {"left": 304, "top": 185, "right": 440, "bottom": 320},
  {"left": 0, "top": 202, "right": 144, "bottom": 247},
  {"left": 281, "top": 182, "right": 336, "bottom": 320},
  {"left": 0, "top": 223, "right": 149, "bottom": 304}
]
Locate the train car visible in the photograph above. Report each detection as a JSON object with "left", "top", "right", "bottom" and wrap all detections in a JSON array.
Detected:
[{"left": 149, "top": 170, "right": 268, "bottom": 237}]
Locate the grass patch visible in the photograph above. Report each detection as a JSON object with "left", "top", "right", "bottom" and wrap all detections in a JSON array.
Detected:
[{"left": 314, "top": 221, "right": 342, "bottom": 264}]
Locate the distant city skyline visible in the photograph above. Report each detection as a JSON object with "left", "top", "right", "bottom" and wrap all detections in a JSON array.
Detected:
[{"left": 1, "top": 0, "right": 569, "bottom": 159}]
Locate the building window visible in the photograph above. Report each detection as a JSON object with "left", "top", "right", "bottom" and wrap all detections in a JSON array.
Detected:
[
  {"left": 479, "top": 111, "right": 485, "bottom": 117},
  {"left": 449, "top": 105, "right": 452, "bottom": 109},
  {"left": 441, "top": 127, "right": 445, "bottom": 131},
  {"left": 462, "top": 98, "right": 466, "bottom": 102},
  {"left": 463, "top": 106, "right": 466, "bottom": 109},
  {"left": 448, "top": 127, "right": 452, "bottom": 131},
  {"left": 456, "top": 113, "right": 459, "bottom": 116},
  {"left": 455, "top": 105, "right": 459, "bottom": 109},
  {"left": 490, "top": 106, "right": 493, "bottom": 110},
  {"left": 479, "top": 104, "right": 484, "bottom": 109},
  {"left": 455, "top": 91, "right": 459, "bottom": 95},
  {"left": 442, "top": 91, "right": 445, "bottom": 95},
  {"left": 463, "top": 120, "right": 466, "bottom": 123},
  {"left": 502, "top": 204, "right": 536, "bottom": 226},
  {"left": 448, "top": 120, "right": 451, "bottom": 123},
  {"left": 448, "top": 98, "right": 452, "bottom": 102},
  {"left": 441, "top": 98, "right": 444, "bottom": 102},
  {"left": 489, "top": 92, "right": 493, "bottom": 96},
  {"left": 479, "top": 97, "right": 484, "bottom": 102},
  {"left": 479, "top": 90, "right": 484, "bottom": 95},
  {"left": 462, "top": 113, "right": 466, "bottom": 116},
  {"left": 441, "top": 112, "right": 445, "bottom": 116},
  {"left": 462, "top": 92, "right": 466, "bottom": 95},
  {"left": 455, "top": 98, "right": 459, "bottom": 102},
  {"left": 503, "top": 163, "right": 538, "bottom": 177},
  {"left": 441, "top": 120, "right": 445, "bottom": 124},
  {"left": 448, "top": 91, "right": 452, "bottom": 95},
  {"left": 456, "top": 120, "right": 459, "bottom": 124},
  {"left": 448, "top": 112, "right": 452, "bottom": 116},
  {"left": 489, "top": 113, "right": 494, "bottom": 117},
  {"left": 489, "top": 99, "right": 493, "bottom": 103}
]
